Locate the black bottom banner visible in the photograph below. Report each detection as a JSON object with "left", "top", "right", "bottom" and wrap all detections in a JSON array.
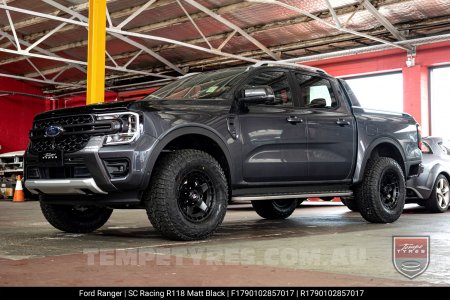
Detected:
[{"left": 0, "top": 287, "right": 449, "bottom": 300}]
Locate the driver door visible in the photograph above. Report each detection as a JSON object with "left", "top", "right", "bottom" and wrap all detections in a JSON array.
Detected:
[{"left": 238, "top": 70, "right": 309, "bottom": 183}]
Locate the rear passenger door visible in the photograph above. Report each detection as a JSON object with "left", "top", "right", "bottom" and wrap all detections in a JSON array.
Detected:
[
  {"left": 292, "top": 72, "right": 356, "bottom": 181},
  {"left": 239, "top": 69, "right": 309, "bottom": 182}
]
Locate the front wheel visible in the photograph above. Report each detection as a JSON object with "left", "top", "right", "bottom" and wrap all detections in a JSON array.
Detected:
[
  {"left": 425, "top": 174, "right": 450, "bottom": 213},
  {"left": 356, "top": 157, "right": 406, "bottom": 223},
  {"left": 145, "top": 149, "right": 228, "bottom": 241},
  {"left": 40, "top": 203, "right": 112, "bottom": 233},
  {"left": 252, "top": 199, "right": 297, "bottom": 219}
]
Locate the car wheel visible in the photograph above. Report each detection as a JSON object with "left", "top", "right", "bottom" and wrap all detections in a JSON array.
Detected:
[
  {"left": 341, "top": 197, "right": 359, "bottom": 212},
  {"left": 252, "top": 199, "right": 297, "bottom": 219},
  {"left": 356, "top": 157, "right": 406, "bottom": 223},
  {"left": 40, "top": 203, "right": 112, "bottom": 233},
  {"left": 145, "top": 149, "right": 228, "bottom": 241},
  {"left": 425, "top": 174, "right": 450, "bottom": 213}
]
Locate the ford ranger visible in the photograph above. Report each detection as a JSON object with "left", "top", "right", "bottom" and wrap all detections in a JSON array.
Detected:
[{"left": 25, "top": 62, "right": 422, "bottom": 240}]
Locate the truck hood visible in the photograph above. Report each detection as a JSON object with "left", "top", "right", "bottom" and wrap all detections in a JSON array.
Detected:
[
  {"left": 134, "top": 99, "right": 232, "bottom": 138},
  {"left": 35, "top": 99, "right": 231, "bottom": 118},
  {"left": 35, "top": 100, "right": 137, "bottom": 120},
  {"left": 34, "top": 99, "right": 233, "bottom": 139}
]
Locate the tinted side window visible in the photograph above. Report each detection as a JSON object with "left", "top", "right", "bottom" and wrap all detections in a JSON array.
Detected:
[
  {"left": 247, "top": 71, "right": 293, "bottom": 106},
  {"left": 421, "top": 142, "right": 432, "bottom": 154},
  {"left": 295, "top": 73, "right": 337, "bottom": 109}
]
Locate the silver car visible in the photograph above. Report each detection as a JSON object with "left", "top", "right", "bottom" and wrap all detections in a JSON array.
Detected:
[{"left": 407, "top": 137, "right": 450, "bottom": 212}]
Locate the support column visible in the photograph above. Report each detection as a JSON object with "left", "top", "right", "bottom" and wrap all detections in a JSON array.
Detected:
[
  {"left": 402, "top": 65, "right": 430, "bottom": 136},
  {"left": 86, "top": 0, "right": 107, "bottom": 105}
]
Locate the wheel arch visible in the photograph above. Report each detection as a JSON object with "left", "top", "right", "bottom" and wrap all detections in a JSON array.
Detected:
[
  {"left": 143, "top": 126, "right": 233, "bottom": 196},
  {"left": 355, "top": 138, "right": 407, "bottom": 183},
  {"left": 428, "top": 165, "right": 450, "bottom": 189}
]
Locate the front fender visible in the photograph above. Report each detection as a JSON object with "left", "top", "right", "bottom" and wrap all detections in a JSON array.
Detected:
[{"left": 140, "top": 125, "right": 233, "bottom": 191}]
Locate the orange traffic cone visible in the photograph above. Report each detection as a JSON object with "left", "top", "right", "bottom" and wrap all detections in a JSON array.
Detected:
[{"left": 13, "top": 175, "right": 25, "bottom": 202}]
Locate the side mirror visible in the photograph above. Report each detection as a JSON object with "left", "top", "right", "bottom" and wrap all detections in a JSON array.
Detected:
[
  {"left": 308, "top": 98, "right": 327, "bottom": 108},
  {"left": 239, "top": 86, "right": 275, "bottom": 105}
]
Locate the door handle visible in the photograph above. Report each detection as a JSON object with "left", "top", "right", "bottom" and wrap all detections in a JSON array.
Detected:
[
  {"left": 336, "top": 119, "right": 351, "bottom": 126},
  {"left": 287, "top": 116, "right": 303, "bottom": 124}
]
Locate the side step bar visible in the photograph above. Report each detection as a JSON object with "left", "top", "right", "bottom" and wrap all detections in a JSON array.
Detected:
[{"left": 232, "top": 192, "right": 352, "bottom": 201}]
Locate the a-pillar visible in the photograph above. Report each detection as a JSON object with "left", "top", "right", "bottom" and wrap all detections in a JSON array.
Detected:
[{"left": 402, "top": 65, "right": 430, "bottom": 135}]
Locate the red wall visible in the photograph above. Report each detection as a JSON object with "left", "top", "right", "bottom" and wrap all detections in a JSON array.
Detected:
[{"left": 0, "top": 78, "right": 47, "bottom": 154}]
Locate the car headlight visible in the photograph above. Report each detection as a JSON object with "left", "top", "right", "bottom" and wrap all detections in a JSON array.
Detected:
[{"left": 95, "top": 112, "right": 141, "bottom": 145}]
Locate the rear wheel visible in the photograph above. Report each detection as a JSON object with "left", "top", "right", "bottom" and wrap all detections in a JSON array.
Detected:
[
  {"left": 40, "top": 203, "right": 112, "bottom": 233},
  {"left": 425, "top": 174, "right": 450, "bottom": 213},
  {"left": 145, "top": 149, "right": 228, "bottom": 241},
  {"left": 356, "top": 157, "right": 405, "bottom": 223},
  {"left": 252, "top": 199, "right": 297, "bottom": 219},
  {"left": 341, "top": 197, "right": 359, "bottom": 212}
]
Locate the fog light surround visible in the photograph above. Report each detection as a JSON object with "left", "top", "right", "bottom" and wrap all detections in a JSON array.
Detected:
[{"left": 103, "top": 159, "right": 130, "bottom": 178}]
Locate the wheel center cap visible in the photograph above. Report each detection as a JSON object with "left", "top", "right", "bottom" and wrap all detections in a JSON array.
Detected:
[{"left": 190, "top": 190, "right": 199, "bottom": 198}]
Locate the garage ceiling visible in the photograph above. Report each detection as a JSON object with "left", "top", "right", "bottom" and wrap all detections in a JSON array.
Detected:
[{"left": 0, "top": 0, "right": 449, "bottom": 95}]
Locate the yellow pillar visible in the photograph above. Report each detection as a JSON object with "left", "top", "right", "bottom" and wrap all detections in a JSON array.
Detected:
[{"left": 86, "top": 0, "right": 107, "bottom": 105}]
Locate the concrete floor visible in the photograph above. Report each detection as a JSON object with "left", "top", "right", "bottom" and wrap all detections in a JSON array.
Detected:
[{"left": 0, "top": 200, "right": 448, "bottom": 286}]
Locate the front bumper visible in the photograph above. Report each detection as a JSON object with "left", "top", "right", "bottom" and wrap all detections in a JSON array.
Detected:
[{"left": 24, "top": 134, "right": 158, "bottom": 196}]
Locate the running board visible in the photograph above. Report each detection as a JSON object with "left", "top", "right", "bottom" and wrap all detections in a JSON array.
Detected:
[{"left": 232, "top": 192, "right": 352, "bottom": 201}]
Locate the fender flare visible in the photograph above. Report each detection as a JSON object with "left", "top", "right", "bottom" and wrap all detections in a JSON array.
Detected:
[
  {"left": 354, "top": 137, "right": 407, "bottom": 183},
  {"left": 141, "top": 125, "right": 233, "bottom": 190}
]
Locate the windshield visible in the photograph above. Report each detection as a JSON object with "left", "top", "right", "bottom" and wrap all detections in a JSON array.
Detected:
[{"left": 145, "top": 67, "right": 247, "bottom": 100}]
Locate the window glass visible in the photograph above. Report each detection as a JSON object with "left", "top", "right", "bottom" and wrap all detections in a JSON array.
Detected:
[
  {"left": 247, "top": 71, "right": 293, "bottom": 106},
  {"left": 421, "top": 142, "right": 432, "bottom": 154},
  {"left": 146, "top": 67, "right": 247, "bottom": 100},
  {"left": 295, "top": 74, "right": 337, "bottom": 108}
]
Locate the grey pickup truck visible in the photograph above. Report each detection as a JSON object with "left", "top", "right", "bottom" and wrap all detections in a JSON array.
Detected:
[{"left": 25, "top": 62, "right": 422, "bottom": 240}]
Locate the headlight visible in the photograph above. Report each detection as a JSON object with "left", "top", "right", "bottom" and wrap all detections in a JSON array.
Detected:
[{"left": 95, "top": 112, "right": 141, "bottom": 145}]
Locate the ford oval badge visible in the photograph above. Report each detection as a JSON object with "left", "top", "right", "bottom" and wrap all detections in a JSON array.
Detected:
[{"left": 45, "top": 125, "right": 64, "bottom": 137}]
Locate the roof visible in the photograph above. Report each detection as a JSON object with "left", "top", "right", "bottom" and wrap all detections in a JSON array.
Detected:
[{"left": 0, "top": 0, "right": 449, "bottom": 96}]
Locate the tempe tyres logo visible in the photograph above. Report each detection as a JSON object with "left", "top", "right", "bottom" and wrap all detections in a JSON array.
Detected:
[{"left": 393, "top": 236, "right": 430, "bottom": 279}]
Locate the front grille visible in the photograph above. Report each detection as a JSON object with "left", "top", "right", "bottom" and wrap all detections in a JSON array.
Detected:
[
  {"left": 31, "top": 135, "right": 91, "bottom": 153},
  {"left": 29, "top": 114, "right": 121, "bottom": 154},
  {"left": 34, "top": 115, "right": 94, "bottom": 129}
]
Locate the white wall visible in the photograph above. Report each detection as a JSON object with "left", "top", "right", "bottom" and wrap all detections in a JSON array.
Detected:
[
  {"left": 345, "top": 72, "right": 404, "bottom": 112},
  {"left": 430, "top": 66, "right": 450, "bottom": 141}
]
